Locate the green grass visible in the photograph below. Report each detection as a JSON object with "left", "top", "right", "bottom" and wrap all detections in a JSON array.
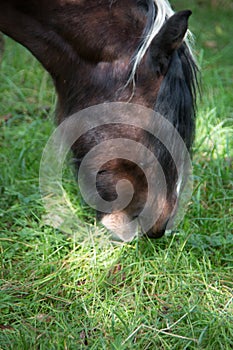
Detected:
[{"left": 0, "top": 2, "right": 233, "bottom": 349}]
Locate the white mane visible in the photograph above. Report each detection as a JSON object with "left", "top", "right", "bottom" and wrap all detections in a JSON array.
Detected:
[{"left": 129, "top": 0, "right": 194, "bottom": 84}]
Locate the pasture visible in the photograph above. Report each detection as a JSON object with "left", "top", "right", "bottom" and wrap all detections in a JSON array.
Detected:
[{"left": 0, "top": 1, "right": 232, "bottom": 349}]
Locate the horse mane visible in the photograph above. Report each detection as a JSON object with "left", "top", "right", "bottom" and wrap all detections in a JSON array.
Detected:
[
  {"left": 155, "top": 44, "right": 199, "bottom": 150},
  {"left": 129, "top": 0, "right": 195, "bottom": 83},
  {"left": 129, "top": 0, "right": 199, "bottom": 151}
]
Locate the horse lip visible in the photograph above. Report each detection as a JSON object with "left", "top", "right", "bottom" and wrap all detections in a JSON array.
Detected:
[{"left": 145, "top": 219, "right": 169, "bottom": 239}]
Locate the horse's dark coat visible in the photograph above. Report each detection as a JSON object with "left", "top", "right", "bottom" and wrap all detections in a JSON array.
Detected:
[{"left": 0, "top": 0, "right": 198, "bottom": 238}]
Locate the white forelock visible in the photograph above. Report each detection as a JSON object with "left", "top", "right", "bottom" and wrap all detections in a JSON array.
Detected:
[{"left": 128, "top": 0, "right": 194, "bottom": 84}]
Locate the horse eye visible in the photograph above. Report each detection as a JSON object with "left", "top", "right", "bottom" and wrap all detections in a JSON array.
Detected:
[{"left": 137, "top": 0, "right": 149, "bottom": 12}]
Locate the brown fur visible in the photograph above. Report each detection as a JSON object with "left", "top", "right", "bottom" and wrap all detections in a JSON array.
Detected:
[{"left": 0, "top": 1, "right": 196, "bottom": 238}]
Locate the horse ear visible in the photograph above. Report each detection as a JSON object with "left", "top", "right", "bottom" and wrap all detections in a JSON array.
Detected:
[{"left": 150, "top": 10, "right": 192, "bottom": 74}]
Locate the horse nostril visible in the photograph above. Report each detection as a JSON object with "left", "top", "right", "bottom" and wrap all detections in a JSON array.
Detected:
[
  {"left": 146, "top": 220, "right": 169, "bottom": 239},
  {"left": 146, "top": 228, "right": 166, "bottom": 239}
]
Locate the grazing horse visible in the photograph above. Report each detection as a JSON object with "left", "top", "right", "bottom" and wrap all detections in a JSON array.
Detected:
[{"left": 0, "top": 0, "right": 198, "bottom": 239}]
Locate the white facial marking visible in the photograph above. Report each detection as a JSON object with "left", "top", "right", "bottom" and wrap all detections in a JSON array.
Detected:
[{"left": 101, "top": 212, "right": 138, "bottom": 242}]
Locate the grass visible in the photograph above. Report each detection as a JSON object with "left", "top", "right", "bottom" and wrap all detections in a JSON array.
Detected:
[{"left": 0, "top": 2, "right": 233, "bottom": 349}]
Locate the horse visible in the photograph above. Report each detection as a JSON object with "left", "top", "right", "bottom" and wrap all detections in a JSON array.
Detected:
[{"left": 0, "top": 0, "right": 198, "bottom": 240}]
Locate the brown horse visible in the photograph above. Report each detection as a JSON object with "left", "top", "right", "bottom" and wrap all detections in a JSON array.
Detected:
[{"left": 0, "top": 0, "right": 198, "bottom": 240}]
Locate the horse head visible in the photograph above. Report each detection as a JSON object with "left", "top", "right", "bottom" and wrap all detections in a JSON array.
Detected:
[{"left": 0, "top": 0, "right": 198, "bottom": 240}]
